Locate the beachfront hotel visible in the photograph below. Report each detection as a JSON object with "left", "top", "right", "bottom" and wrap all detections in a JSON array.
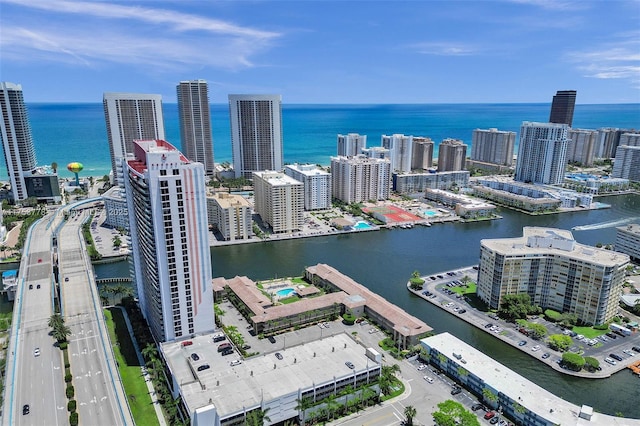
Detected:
[
  {"left": 284, "top": 164, "right": 331, "bottom": 210},
  {"left": 337, "top": 133, "right": 367, "bottom": 157},
  {"left": 471, "top": 128, "right": 515, "bottom": 166},
  {"left": 0, "top": 82, "right": 38, "bottom": 202},
  {"left": 514, "top": 122, "right": 569, "bottom": 185},
  {"left": 229, "top": 94, "right": 283, "bottom": 179},
  {"left": 566, "top": 129, "right": 598, "bottom": 167},
  {"left": 330, "top": 155, "right": 391, "bottom": 203},
  {"left": 177, "top": 80, "right": 215, "bottom": 175},
  {"left": 477, "top": 227, "right": 629, "bottom": 325},
  {"left": 103, "top": 92, "right": 165, "bottom": 186},
  {"left": 252, "top": 170, "right": 304, "bottom": 234},
  {"left": 381, "top": 134, "right": 413, "bottom": 173},
  {"left": 206, "top": 192, "right": 253, "bottom": 241},
  {"left": 437, "top": 138, "right": 467, "bottom": 172},
  {"left": 123, "top": 139, "right": 214, "bottom": 342},
  {"left": 411, "top": 137, "right": 434, "bottom": 170}
]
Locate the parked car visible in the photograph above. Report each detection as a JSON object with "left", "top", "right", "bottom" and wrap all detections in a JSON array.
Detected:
[
  {"left": 610, "top": 353, "right": 623, "bottom": 361},
  {"left": 541, "top": 352, "right": 550, "bottom": 359},
  {"left": 345, "top": 361, "right": 355, "bottom": 369},
  {"left": 190, "top": 353, "right": 200, "bottom": 361},
  {"left": 458, "top": 309, "right": 466, "bottom": 314},
  {"left": 450, "top": 386, "right": 462, "bottom": 395},
  {"left": 33, "top": 348, "right": 40, "bottom": 357},
  {"left": 490, "top": 417, "right": 499, "bottom": 424},
  {"left": 471, "top": 403, "right": 485, "bottom": 411},
  {"left": 604, "top": 357, "right": 617, "bottom": 365},
  {"left": 518, "top": 340, "right": 527, "bottom": 346},
  {"left": 275, "top": 352, "right": 284, "bottom": 360},
  {"left": 268, "top": 336, "right": 276, "bottom": 344},
  {"left": 197, "top": 364, "right": 210, "bottom": 371},
  {"left": 22, "top": 404, "right": 29, "bottom": 415},
  {"left": 606, "top": 332, "right": 617, "bottom": 339},
  {"left": 417, "top": 364, "right": 427, "bottom": 371},
  {"left": 230, "top": 359, "right": 242, "bottom": 366},
  {"left": 531, "top": 345, "right": 541, "bottom": 352},
  {"left": 423, "top": 376, "right": 434, "bottom": 383},
  {"left": 632, "top": 346, "right": 640, "bottom": 353},
  {"left": 484, "top": 411, "right": 495, "bottom": 420}
]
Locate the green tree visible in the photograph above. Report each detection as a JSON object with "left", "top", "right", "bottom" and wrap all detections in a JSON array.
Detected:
[
  {"left": 53, "top": 323, "right": 71, "bottom": 343},
  {"left": 562, "top": 352, "right": 585, "bottom": 371},
  {"left": 498, "top": 294, "right": 539, "bottom": 321},
  {"left": 404, "top": 405, "right": 417, "bottom": 426},
  {"left": 48, "top": 313, "right": 64, "bottom": 330},
  {"left": 528, "top": 323, "right": 547, "bottom": 340},
  {"left": 245, "top": 407, "right": 271, "bottom": 426},
  {"left": 295, "top": 397, "right": 314, "bottom": 425},
  {"left": 432, "top": 400, "right": 480, "bottom": 426},
  {"left": 584, "top": 356, "right": 600, "bottom": 372},
  {"left": 547, "top": 334, "right": 572, "bottom": 352}
]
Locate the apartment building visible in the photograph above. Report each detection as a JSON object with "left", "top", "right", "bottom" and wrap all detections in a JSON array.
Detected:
[
  {"left": 253, "top": 171, "right": 304, "bottom": 233},
  {"left": 284, "top": 163, "right": 331, "bottom": 210},
  {"left": 330, "top": 155, "right": 391, "bottom": 203}
]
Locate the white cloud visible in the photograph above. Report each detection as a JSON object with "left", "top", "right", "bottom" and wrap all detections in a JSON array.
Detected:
[{"left": 411, "top": 42, "right": 477, "bottom": 56}]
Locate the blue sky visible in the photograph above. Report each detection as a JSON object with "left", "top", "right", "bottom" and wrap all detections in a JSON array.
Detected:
[{"left": 1, "top": 0, "right": 639, "bottom": 104}]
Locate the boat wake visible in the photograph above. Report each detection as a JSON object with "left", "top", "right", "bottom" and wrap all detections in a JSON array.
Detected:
[{"left": 572, "top": 217, "right": 640, "bottom": 231}]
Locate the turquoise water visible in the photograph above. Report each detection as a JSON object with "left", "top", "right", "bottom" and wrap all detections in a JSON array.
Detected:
[
  {"left": 9, "top": 103, "right": 639, "bottom": 181},
  {"left": 276, "top": 288, "right": 295, "bottom": 297},
  {"left": 424, "top": 210, "right": 437, "bottom": 216},
  {"left": 353, "top": 221, "right": 373, "bottom": 230}
]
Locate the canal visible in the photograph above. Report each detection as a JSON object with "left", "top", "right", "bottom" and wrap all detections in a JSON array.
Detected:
[{"left": 95, "top": 193, "right": 640, "bottom": 418}]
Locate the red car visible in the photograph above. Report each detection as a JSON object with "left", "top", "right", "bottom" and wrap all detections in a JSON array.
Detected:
[{"left": 484, "top": 411, "right": 495, "bottom": 420}]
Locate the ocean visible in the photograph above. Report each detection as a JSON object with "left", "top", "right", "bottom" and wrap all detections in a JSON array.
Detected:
[{"left": 7, "top": 103, "right": 640, "bottom": 181}]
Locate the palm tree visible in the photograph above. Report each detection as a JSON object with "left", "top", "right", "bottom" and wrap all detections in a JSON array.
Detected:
[
  {"left": 404, "top": 405, "right": 417, "bottom": 426},
  {"left": 141, "top": 342, "right": 158, "bottom": 363},
  {"left": 295, "top": 397, "right": 314, "bottom": 425},
  {"left": 48, "top": 313, "right": 64, "bottom": 330},
  {"left": 53, "top": 323, "right": 71, "bottom": 343},
  {"left": 245, "top": 407, "right": 271, "bottom": 426}
]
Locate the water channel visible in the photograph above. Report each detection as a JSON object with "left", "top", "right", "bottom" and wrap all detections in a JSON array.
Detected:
[{"left": 95, "top": 193, "right": 640, "bottom": 418}]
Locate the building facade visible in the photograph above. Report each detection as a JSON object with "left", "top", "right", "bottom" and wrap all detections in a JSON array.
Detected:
[
  {"left": 124, "top": 139, "right": 215, "bottom": 342},
  {"left": 437, "top": 138, "right": 467, "bottom": 172},
  {"left": 284, "top": 164, "right": 331, "bottom": 210},
  {"left": 229, "top": 94, "right": 283, "bottom": 179},
  {"left": 381, "top": 134, "right": 413, "bottom": 173},
  {"left": 612, "top": 145, "right": 640, "bottom": 182},
  {"left": 477, "top": 227, "right": 629, "bottom": 325},
  {"left": 549, "top": 90, "right": 576, "bottom": 127},
  {"left": 252, "top": 171, "right": 304, "bottom": 233},
  {"left": 0, "top": 82, "right": 38, "bottom": 202},
  {"left": 206, "top": 192, "right": 253, "bottom": 241},
  {"left": 104, "top": 92, "right": 165, "bottom": 186},
  {"left": 392, "top": 171, "right": 469, "bottom": 194},
  {"left": 337, "top": 133, "right": 366, "bottom": 157},
  {"left": 411, "top": 137, "right": 434, "bottom": 170},
  {"left": 330, "top": 155, "right": 391, "bottom": 203},
  {"left": 471, "top": 128, "right": 515, "bottom": 166},
  {"left": 596, "top": 128, "right": 628, "bottom": 159},
  {"left": 567, "top": 129, "right": 598, "bottom": 166},
  {"left": 361, "top": 146, "right": 390, "bottom": 160},
  {"left": 615, "top": 224, "right": 640, "bottom": 262},
  {"left": 514, "top": 122, "right": 569, "bottom": 185},
  {"left": 177, "top": 80, "right": 214, "bottom": 175}
]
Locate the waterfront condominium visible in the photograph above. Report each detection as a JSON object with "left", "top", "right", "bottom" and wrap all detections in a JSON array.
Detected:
[
  {"left": 252, "top": 170, "right": 304, "bottom": 233},
  {"left": 229, "top": 94, "right": 283, "bottom": 179},
  {"left": 514, "top": 121, "right": 569, "bottom": 185},
  {"left": 566, "top": 128, "right": 598, "bottom": 166},
  {"left": 103, "top": 92, "right": 165, "bottom": 186},
  {"left": 477, "top": 227, "right": 629, "bottom": 325},
  {"left": 615, "top": 224, "right": 640, "bottom": 262},
  {"left": 284, "top": 164, "right": 331, "bottom": 210},
  {"left": 123, "top": 139, "right": 214, "bottom": 343},
  {"left": 381, "top": 134, "right": 413, "bottom": 173},
  {"left": 337, "top": 133, "right": 367, "bottom": 157},
  {"left": 549, "top": 90, "right": 577, "bottom": 127},
  {"left": 330, "top": 155, "right": 391, "bottom": 204},
  {"left": 411, "top": 137, "right": 434, "bottom": 170},
  {"left": 177, "top": 80, "right": 214, "bottom": 175},
  {"left": 206, "top": 191, "right": 253, "bottom": 241},
  {"left": 437, "top": 138, "right": 467, "bottom": 172},
  {"left": 612, "top": 145, "right": 640, "bottom": 182},
  {"left": 471, "top": 128, "right": 515, "bottom": 166},
  {"left": 0, "top": 82, "right": 37, "bottom": 202}
]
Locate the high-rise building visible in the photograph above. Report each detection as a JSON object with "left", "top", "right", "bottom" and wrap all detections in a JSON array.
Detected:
[
  {"left": 549, "top": 90, "right": 577, "bottom": 127},
  {"left": 252, "top": 171, "right": 304, "bottom": 233},
  {"left": 471, "top": 128, "right": 515, "bottom": 166},
  {"left": 104, "top": 92, "right": 165, "bottom": 186},
  {"left": 612, "top": 144, "right": 640, "bottom": 182},
  {"left": 566, "top": 129, "right": 598, "bottom": 166},
  {"left": 478, "top": 227, "right": 629, "bottom": 325},
  {"left": 284, "top": 164, "right": 331, "bottom": 210},
  {"left": 361, "top": 146, "right": 390, "bottom": 160},
  {"left": 381, "top": 134, "right": 413, "bottom": 173},
  {"left": 437, "top": 139, "right": 467, "bottom": 172},
  {"left": 177, "top": 80, "right": 214, "bottom": 175},
  {"left": 330, "top": 155, "right": 391, "bottom": 203},
  {"left": 411, "top": 137, "right": 434, "bottom": 170},
  {"left": 615, "top": 224, "right": 640, "bottom": 262},
  {"left": 124, "top": 139, "right": 214, "bottom": 343},
  {"left": 514, "top": 122, "right": 569, "bottom": 185},
  {"left": 0, "top": 82, "right": 38, "bottom": 202},
  {"left": 229, "top": 94, "right": 283, "bottom": 179},
  {"left": 337, "top": 133, "right": 367, "bottom": 157},
  {"left": 206, "top": 192, "right": 253, "bottom": 241}
]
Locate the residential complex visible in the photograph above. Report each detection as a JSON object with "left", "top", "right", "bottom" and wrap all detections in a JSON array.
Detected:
[
  {"left": 612, "top": 145, "right": 640, "bottom": 182},
  {"left": 437, "top": 138, "right": 467, "bottom": 172},
  {"left": 103, "top": 92, "right": 165, "bottom": 186},
  {"left": 411, "top": 137, "right": 434, "bottom": 170},
  {"left": 381, "top": 134, "right": 413, "bottom": 173},
  {"left": 471, "top": 128, "right": 515, "bottom": 166},
  {"left": 477, "top": 227, "right": 629, "bottom": 325},
  {"left": 0, "top": 82, "right": 38, "bottom": 202},
  {"left": 549, "top": 90, "right": 576, "bottom": 127},
  {"left": 361, "top": 146, "right": 390, "bottom": 160},
  {"left": 177, "top": 80, "right": 215, "bottom": 175},
  {"left": 123, "top": 139, "right": 215, "bottom": 342},
  {"left": 424, "top": 189, "right": 495, "bottom": 219},
  {"left": 392, "top": 170, "right": 469, "bottom": 194},
  {"left": 229, "top": 94, "right": 283, "bottom": 179},
  {"left": 615, "top": 223, "right": 640, "bottom": 262},
  {"left": 206, "top": 192, "right": 253, "bottom": 241},
  {"left": 330, "top": 155, "right": 391, "bottom": 203},
  {"left": 566, "top": 128, "right": 598, "bottom": 166},
  {"left": 252, "top": 170, "right": 304, "bottom": 233},
  {"left": 514, "top": 121, "right": 569, "bottom": 185},
  {"left": 337, "top": 133, "right": 366, "bottom": 157},
  {"left": 284, "top": 163, "right": 331, "bottom": 210}
]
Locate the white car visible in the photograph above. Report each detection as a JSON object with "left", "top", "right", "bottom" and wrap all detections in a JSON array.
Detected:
[
  {"left": 623, "top": 349, "right": 635, "bottom": 356},
  {"left": 417, "top": 364, "right": 427, "bottom": 371},
  {"left": 604, "top": 357, "right": 617, "bottom": 365},
  {"left": 423, "top": 376, "right": 434, "bottom": 383},
  {"left": 33, "top": 348, "right": 40, "bottom": 357},
  {"left": 531, "top": 345, "right": 541, "bottom": 352},
  {"left": 230, "top": 359, "right": 242, "bottom": 366}
]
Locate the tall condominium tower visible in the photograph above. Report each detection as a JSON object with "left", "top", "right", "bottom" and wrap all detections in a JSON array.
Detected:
[
  {"left": 229, "top": 94, "right": 283, "bottom": 179},
  {"left": 104, "top": 92, "right": 165, "bottom": 186},
  {"left": 0, "top": 82, "right": 37, "bottom": 202},
  {"left": 596, "top": 128, "right": 629, "bottom": 159},
  {"left": 566, "top": 129, "right": 598, "bottom": 166},
  {"left": 382, "top": 134, "right": 413, "bottom": 173},
  {"left": 437, "top": 139, "right": 467, "bottom": 172},
  {"left": 337, "top": 133, "right": 367, "bottom": 157},
  {"left": 612, "top": 134, "right": 640, "bottom": 182},
  {"left": 124, "top": 139, "right": 214, "bottom": 342},
  {"left": 284, "top": 164, "right": 331, "bottom": 210},
  {"left": 253, "top": 170, "right": 304, "bottom": 233},
  {"left": 514, "top": 122, "right": 569, "bottom": 185},
  {"left": 549, "top": 90, "right": 577, "bottom": 127},
  {"left": 177, "top": 80, "right": 214, "bottom": 175},
  {"left": 471, "top": 128, "right": 515, "bottom": 166},
  {"left": 411, "top": 137, "right": 434, "bottom": 170},
  {"left": 330, "top": 155, "right": 391, "bottom": 203}
]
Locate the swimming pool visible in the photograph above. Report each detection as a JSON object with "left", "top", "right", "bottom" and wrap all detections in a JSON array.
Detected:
[
  {"left": 353, "top": 221, "right": 373, "bottom": 230},
  {"left": 276, "top": 288, "right": 296, "bottom": 297},
  {"left": 423, "top": 210, "right": 437, "bottom": 217}
]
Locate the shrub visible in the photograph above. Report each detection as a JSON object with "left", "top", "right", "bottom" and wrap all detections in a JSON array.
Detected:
[
  {"left": 67, "top": 399, "right": 76, "bottom": 412},
  {"left": 342, "top": 313, "right": 356, "bottom": 325},
  {"left": 59, "top": 341, "right": 68, "bottom": 350},
  {"left": 66, "top": 384, "right": 75, "bottom": 399},
  {"left": 69, "top": 411, "right": 78, "bottom": 426},
  {"left": 544, "top": 309, "right": 562, "bottom": 322},
  {"left": 562, "top": 352, "right": 585, "bottom": 371},
  {"left": 65, "top": 372, "right": 72, "bottom": 383},
  {"left": 594, "top": 323, "right": 609, "bottom": 330}
]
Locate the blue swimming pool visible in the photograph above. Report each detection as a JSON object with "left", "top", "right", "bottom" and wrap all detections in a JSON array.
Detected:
[
  {"left": 424, "top": 210, "right": 437, "bottom": 216},
  {"left": 276, "top": 288, "right": 295, "bottom": 297},
  {"left": 353, "top": 221, "right": 373, "bottom": 230}
]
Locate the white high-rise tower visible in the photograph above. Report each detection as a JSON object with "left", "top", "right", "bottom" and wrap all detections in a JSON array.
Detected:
[
  {"left": 515, "top": 122, "right": 568, "bottom": 185},
  {"left": 177, "top": 80, "right": 214, "bottom": 175}
]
